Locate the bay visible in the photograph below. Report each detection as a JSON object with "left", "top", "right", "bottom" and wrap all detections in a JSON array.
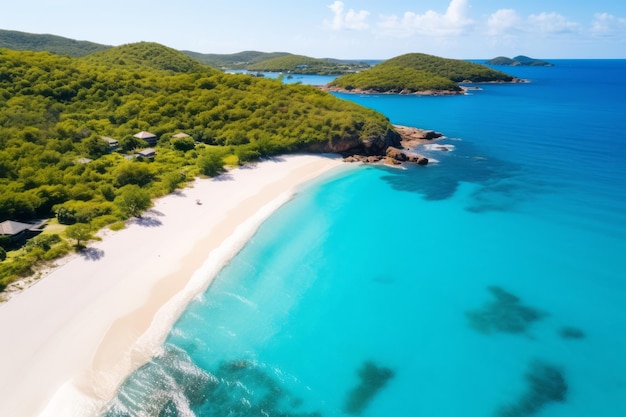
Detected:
[{"left": 103, "top": 60, "right": 626, "bottom": 417}]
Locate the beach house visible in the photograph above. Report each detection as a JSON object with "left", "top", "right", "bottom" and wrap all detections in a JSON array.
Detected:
[
  {"left": 133, "top": 131, "right": 157, "bottom": 146},
  {"left": 0, "top": 220, "right": 46, "bottom": 245},
  {"left": 101, "top": 136, "right": 120, "bottom": 152}
]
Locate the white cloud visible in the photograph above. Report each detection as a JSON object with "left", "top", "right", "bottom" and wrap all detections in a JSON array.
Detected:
[
  {"left": 591, "top": 12, "right": 626, "bottom": 37},
  {"left": 326, "top": 1, "right": 370, "bottom": 31},
  {"left": 377, "top": 0, "right": 475, "bottom": 37},
  {"left": 527, "top": 12, "right": 580, "bottom": 34},
  {"left": 486, "top": 9, "right": 521, "bottom": 36}
]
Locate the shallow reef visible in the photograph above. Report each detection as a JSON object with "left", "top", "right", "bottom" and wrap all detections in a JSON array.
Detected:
[
  {"left": 102, "top": 348, "right": 320, "bottom": 417},
  {"left": 466, "top": 286, "right": 547, "bottom": 335},
  {"left": 496, "top": 359, "right": 568, "bottom": 417},
  {"left": 343, "top": 360, "right": 395, "bottom": 415},
  {"left": 194, "top": 359, "right": 320, "bottom": 417},
  {"left": 559, "top": 326, "right": 585, "bottom": 340}
]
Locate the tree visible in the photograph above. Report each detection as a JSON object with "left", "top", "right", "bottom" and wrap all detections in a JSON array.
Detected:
[
  {"left": 171, "top": 136, "right": 195, "bottom": 151},
  {"left": 119, "top": 135, "right": 148, "bottom": 152},
  {"left": 0, "top": 247, "right": 6, "bottom": 262},
  {"left": 114, "top": 161, "right": 154, "bottom": 187},
  {"left": 162, "top": 171, "right": 185, "bottom": 193},
  {"left": 65, "top": 223, "right": 93, "bottom": 248},
  {"left": 197, "top": 150, "right": 225, "bottom": 177},
  {"left": 82, "top": 135, "right": 109, "bottom": 158},
  {"left": 115, "top": 185, "right": 152, "bottom": 218}
]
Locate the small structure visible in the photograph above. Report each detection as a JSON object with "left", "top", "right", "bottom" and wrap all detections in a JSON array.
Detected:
[
  {"left": 101, "top": 136, "right": 119, "bottom": 151},
  {"left": 76, "top": 157, "right": 93, "bottom": 164},
  {"left": 0, "top": 220, "right": 46, "bottom": 245},
  {"left": 135, "top": 148, "right": 156, "bottom": 158},
  {"left": 172, "top": 132, "right": 190, "bottom": 138},
  {"left": 134, "top": 131, "right": 157, "bottom": 146}
]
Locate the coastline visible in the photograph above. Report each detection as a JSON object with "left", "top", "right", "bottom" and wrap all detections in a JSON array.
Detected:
[{"left": 0, "top": 154, "right": 347, "bottom": 417}]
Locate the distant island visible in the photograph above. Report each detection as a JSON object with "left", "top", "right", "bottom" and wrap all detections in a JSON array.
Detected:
[
  {"left": 486, "top": 55, "right": 554, "bottom": 67},
  {"left": 326, "top": 53, "right": 517, "bottom": 95}
]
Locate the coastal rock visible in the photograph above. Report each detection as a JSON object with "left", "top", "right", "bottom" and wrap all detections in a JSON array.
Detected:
[
  {"left": 304, "top": 127, "right": 401, "bottom": 156},
  {"left": 385, "top": 147, "right": 408, "bottom": 161},
  {"left": 386, "top": 146, "right": 429, "bottom": 166},
  {"left": 394, "top": 125, "right": 443, "bottom": 142},
  {"left": 320, "top": 124, "right": 433, "bottom": 166}
]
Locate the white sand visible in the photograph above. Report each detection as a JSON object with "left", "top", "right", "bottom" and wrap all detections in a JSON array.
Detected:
[{"left": 0, "top": 154, "right": 346, "bottom": 417}]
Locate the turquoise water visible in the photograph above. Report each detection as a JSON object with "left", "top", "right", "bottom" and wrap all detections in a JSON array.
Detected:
[{"left": 103, "top": 61, "right": 626, "bottom": 417}]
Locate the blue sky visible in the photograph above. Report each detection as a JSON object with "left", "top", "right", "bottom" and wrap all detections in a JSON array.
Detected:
[{"left": 2, "top": 0, "right": 625, "bottom": 59}]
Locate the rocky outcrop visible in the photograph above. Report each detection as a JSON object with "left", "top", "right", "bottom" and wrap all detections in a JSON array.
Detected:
[
  {"left": 394, "top": 125, "right": 443, "bottom": 145},
  {"left": 303, "top": 127, "right": 401, "bottom": 156},
  {"left": 343, "top": 147, "right": 428, "bottom": 166},
  {"left": 386, "top": 146, "right": 428, "bottom": 165},
  {"left": 305, "top": 124, "right": 434, "bottom": 167}
]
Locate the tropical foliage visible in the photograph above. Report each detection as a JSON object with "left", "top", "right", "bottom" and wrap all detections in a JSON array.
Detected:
[
  {"left": 246, "top": 54, "right": 370, "bottom": 75},
  {"left": 183, "top": 50, "right": 292, "bottom": 69},
  {"left": 329, "top": 52, "right": 514, "bottom": 93},
  {"left": 0, "top": 28, "right": 110, "bottom": 57},
  {"left": 0, "top": 42, "right": 393, "bottom": 290}
]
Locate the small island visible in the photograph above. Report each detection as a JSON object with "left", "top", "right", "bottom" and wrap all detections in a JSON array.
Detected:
[
  {"left": 325, "top": 52, "right": 517, "bottom": 95},
  {"left": 486, "top": 55, "right": 553, "bottom": 67}
]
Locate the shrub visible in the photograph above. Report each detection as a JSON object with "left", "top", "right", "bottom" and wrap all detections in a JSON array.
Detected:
[
  {"left": 171, "top": 136, "right": 195, "bottom": 151},
  {"left": 115, "top": 185, "right": 152, "bottom": 218}
]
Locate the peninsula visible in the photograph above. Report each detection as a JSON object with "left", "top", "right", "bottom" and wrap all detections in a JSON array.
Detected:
[{"left": 326, "top": 52, "right": 515, "bottom": 95}]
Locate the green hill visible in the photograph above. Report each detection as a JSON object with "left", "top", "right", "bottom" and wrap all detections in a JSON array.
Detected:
[
  {"left": 182, "top": 50, "right": 292, "bottom": 69},
  {"left": 82, "top": 42, "right": 208, "bottom": 72},
  {"left": 246, "top": 54, "right": 370, "bottom": 75},
  {"left": 0, "top": 43, "right": 395, "bottom": 289},
  {"left": 328, "top": 52, "right": 514, "bottom": 94},
  {"left": 0, "top": 29, "right": 110, "bottom": 57},
  {"left": 0, "top": 29, "right": 369, "bottom": 74}
]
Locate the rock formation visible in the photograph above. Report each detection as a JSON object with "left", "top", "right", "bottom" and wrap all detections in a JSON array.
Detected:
[
  {"left": 334, "top": 124, "right": 435, "bottom": 166},
  {"left": 303, "top": 127, "right": 401, "bottom": 156}
]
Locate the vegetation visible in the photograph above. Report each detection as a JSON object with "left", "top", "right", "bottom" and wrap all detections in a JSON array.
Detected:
[
  {"left": 182, "top": 50, "right": 292, "bottom": 69},
  {"left": 65, "top": 223, "right": 93, "bottom": 248},
  {"left": 329, "top": 52, "right": 514, "bottom": 93},
  {"left": 246, "top": 54, "right": 370, "bottom": 75},
  {"left": 0, "top": 29, "right": 110, "bottom": 57},
  {"left": 486, "top": 55, "right": 553, "bottom": 67},
  {"left": 0, "top": 29, "right": 369, "bottom": 75},
  {"left": 0, "top": 41, "right": 394, "bottom": 291},
  {"left": 183, "top": 50, "right": 371, "bottom": 74}
]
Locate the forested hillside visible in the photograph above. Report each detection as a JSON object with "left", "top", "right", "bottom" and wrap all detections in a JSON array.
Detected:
[
  {"left": 0, "top": 42, "right": 394, "bottom": 289},
  {"left": 328, "top": 52, "right": 514, "bottom": 93},
  {"left": 0, "top": 29, "right": 110, "bottom": 57},
  {"left": 246, "top": 54, "right": 370, "bottom": 75},
  {"left": 182, "top": 50, "right": 291, "bottom": 69}
]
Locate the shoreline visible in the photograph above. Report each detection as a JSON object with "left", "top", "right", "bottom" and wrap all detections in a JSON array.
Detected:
[{"left": 0, "top": 154, "right": 348, "bottom": 417}]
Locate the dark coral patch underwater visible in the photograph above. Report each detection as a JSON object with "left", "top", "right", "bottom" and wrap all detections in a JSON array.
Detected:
[
  {"left": 496, "top": 359, "right": 568, "bottom": 417},
  {"left": 343, "top": 361, "right": 395, "bottom": 415},
  {"left": 466, "top": 286, "right": 547, "bottom": 335}
]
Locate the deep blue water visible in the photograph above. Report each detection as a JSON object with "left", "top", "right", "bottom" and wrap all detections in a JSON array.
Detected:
[{"left": 103, "top": 61, "right": 626, "bottom": 417}]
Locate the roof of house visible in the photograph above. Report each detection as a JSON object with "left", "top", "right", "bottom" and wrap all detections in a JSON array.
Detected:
[
  {"left": 76, "top": 157, "right": 93, "bottom": 164},
  {"left": 135, "top": 148, "right": 156, "bottom": 157},
  {"left": 134, "top": 131, "right": 157, "bottom": 139},
  {"left": 101, "top": 136, "right": 119, "bottom": 144},
  {"left": 172, "top": 132, "right": 190, "bottom": 138},
  {"left": 0, "top": 220, "right": 33, "bottom": 236}
]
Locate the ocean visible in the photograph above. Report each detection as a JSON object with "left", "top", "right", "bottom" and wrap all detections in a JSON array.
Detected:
[{"left": 102, "top": 60, "right": 626, "bottom": 417}]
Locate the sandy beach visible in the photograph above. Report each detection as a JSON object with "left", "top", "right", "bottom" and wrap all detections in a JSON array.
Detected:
[{"left": 0, "top": 154, "right": 346, "bottom": 417}]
